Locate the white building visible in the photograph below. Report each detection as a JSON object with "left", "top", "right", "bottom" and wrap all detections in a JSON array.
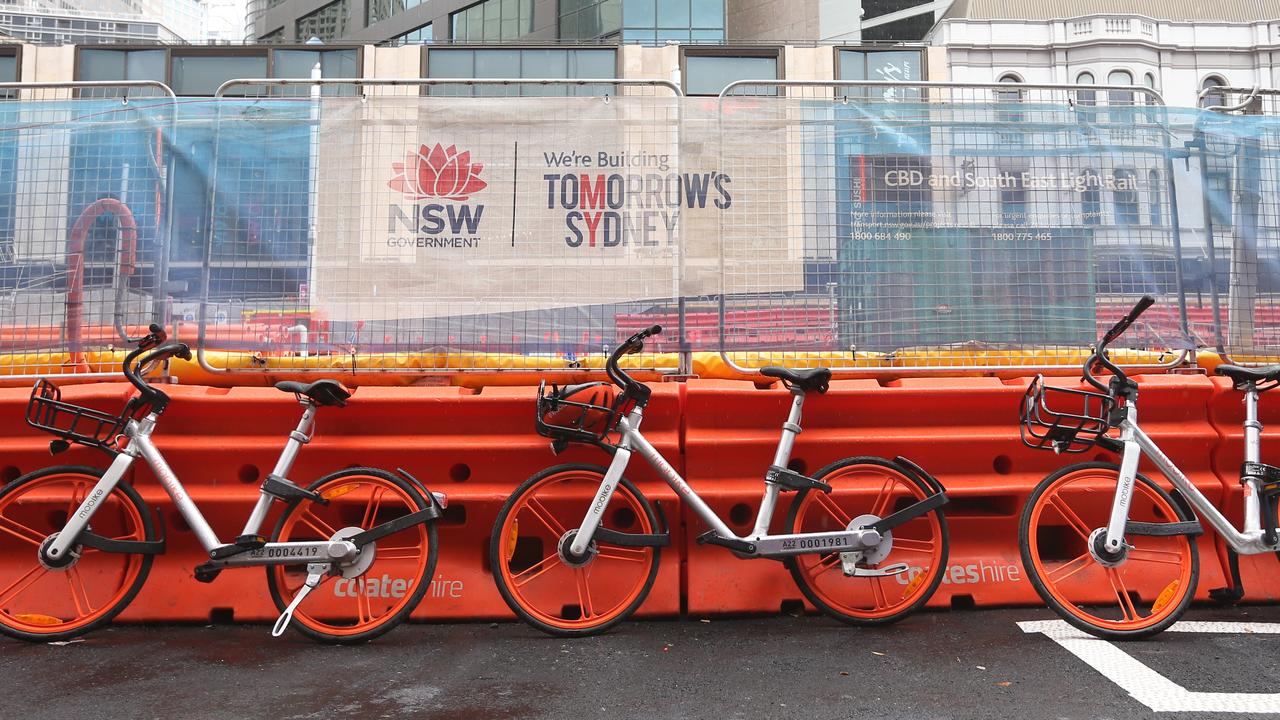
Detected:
[
  {"left": 927, "top": 0, "right": 1280, "bottom": 108},
  {"left": 0, "top": 0, "right": 205, "bottom": 44}
]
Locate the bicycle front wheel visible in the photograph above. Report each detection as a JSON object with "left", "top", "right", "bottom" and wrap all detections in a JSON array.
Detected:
[
  {"left": 1020, "top": 462, "right": 1198, "bottom": 639},
  {"left": 0, "top": 466, "right": 156, "bottom": 642},
  {"left": 491, "top": 464, "right": 661, "bottom": 637},
  {"left": 266, "top": 468, "right": 438, "bottom": 644},
  {"left": 785, "top": 456, "right": 949, "bottom": 625}
]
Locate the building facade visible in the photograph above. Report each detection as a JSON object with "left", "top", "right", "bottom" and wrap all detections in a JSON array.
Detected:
[
  {"left": 0, "top": 0, "right": 205, "bottom": 45},
  {"left": 928, "top": 0, "right": 1280, "bottom": 107}
]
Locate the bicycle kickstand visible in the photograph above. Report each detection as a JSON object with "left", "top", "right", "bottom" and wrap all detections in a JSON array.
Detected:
[{"left": 271, "top": 562, "right": 331, "bottom": 637}]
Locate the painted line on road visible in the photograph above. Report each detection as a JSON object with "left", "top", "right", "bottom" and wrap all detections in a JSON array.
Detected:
[{"left": 1018, "top": 619, "right": 1280, "bottom": 714}]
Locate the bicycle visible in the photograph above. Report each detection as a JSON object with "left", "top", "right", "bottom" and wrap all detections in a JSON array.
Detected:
[
  {"left": 490, "top": 325, "right": 950, "bottom": 636},
  {"left": 1019, "top": 295, "right": 1280, "bottom": 639},
  {"left": 0, "top": 324, "right": 445, "bottom": 643}
]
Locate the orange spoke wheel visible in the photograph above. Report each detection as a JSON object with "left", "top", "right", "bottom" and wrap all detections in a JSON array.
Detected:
[
  {"left": 491, "top": 464, "right": 660, "bottom": 637},
  {"left": 1021, "top": 462, "right": 1198, "bottom": 639},
  {"left": 786, "top": 457, "right": 948, "bottom": 625},
  {"left": 0, "top": 466, "right": 155, "bottom": 642},
  {"left": 267, "top": 468, "right": 437, "bottom": 644}
]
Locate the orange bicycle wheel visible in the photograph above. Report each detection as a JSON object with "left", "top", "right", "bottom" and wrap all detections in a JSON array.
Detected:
[
  {"left": 491, "top": 464, "right": 661, "bottom": 637},
  {"left": 1020, "top": 462, "right": 1198, "bottom": 639},
  {"left": 786, "top": 456, "right": 948, "bottom": 625},
  {"left": 0, "top": 466, "right": 155, "bottom": 642},
  {"left": 266, "top": 468, "right": 437, "bottom": 644}
]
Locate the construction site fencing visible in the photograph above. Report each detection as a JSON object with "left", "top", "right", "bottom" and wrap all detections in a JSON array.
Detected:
[
  {"left": 0, "top": 81, "right": 178, "bottom": 380},
  {"left": 1, "top": 79, "right": 1278, "bottom": 382}
]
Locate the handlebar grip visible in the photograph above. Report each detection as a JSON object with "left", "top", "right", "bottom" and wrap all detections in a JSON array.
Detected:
[
  {"left": 644, "top": 324, "right": 663, "bottom": 337},
  {"left": 1101, "top": 295, "right": 1155, "bottom": 345}
]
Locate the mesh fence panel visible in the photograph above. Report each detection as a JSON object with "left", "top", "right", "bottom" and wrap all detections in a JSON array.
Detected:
[
  {"left": 0, "top": 83, "right": 175, "bottom": 378},
  {"left": 714, "top": 81, "right": 1191, "bottom": 371}
]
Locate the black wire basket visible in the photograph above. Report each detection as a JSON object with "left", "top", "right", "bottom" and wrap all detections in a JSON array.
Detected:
[
  {"left": 25, "top": 379, "right": 148, "bottom": 453},
  {"left": 535, "top": 380, "right": 630, "bottom": 446},
  {"left": 1020, "top": 375, "right": 1117, "bottom": 453}
]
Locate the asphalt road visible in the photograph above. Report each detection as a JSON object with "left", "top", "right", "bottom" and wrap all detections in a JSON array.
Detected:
[{"left": 3, "top": 606, "right": 1280, "bottom": 720}]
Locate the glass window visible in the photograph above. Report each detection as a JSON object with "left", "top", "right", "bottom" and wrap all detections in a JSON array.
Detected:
[
  {"left": 1075, "top": 71, "right": 1095, "bottom": 106},
  {"left": 1202, "top": 75, "right": 1227, "bottom": 108},
  {"left": 295, "top": 0, "right": 350, "bottom": 42},
  {"left": 451, "top": 0, "right": 530, "bottom": 40},
  {"left": 683, "top": 54, "right": 777, "bottom": 96},
  {"left": 0, "top": 53, "right": 15, "bottom": 83},
  {"left": 1206, "top": 170, "right": 1232, "bottom": 227},
  {"left": 273, "top": 49, "right": 357, "bottom": 79},
  {"left": 76, "top": 49, "right": 165, "bottom": 83},
  {"left": 657, "top": 0, "right": 690, "bottom": 28},
  {"left": 258, "top": 28, "right": 284, "bottom": 43},
  {"left": 691, "top": 0, "right": 723, "bottom": 26},
  {"left": 999, "top": 168, "right": 1027, "bottom": 225},
  {"left": 996, "top": 74, "right": 1022, "bottom": 125},
  {"left": 172, "top": 54, "right": 268, "bottom": 96},
  {"left": 427, "top": 48, "right": 616, "bottom": 96},
  {"left": 394, "top": 22, "right": 432, "bottom": 43},
  {"left": 1107, "top": 69, "right": 1133, "bottom": 105},
  {"left": 1148, "top": 169, "right": 1161, "bottom": 225},
  {"left": 624, "top": 0, "right": 655, "bottom": 25},
  {"left": 1113, "top": 169, "right": 1139, "bottom": 225},
  {"left": 1081, "top": 169, "right": 1101, "bottom": 225}
]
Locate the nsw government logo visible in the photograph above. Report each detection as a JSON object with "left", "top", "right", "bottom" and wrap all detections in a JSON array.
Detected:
[{"left": 387, "top": 143, "right": 486, "bottom": 249}]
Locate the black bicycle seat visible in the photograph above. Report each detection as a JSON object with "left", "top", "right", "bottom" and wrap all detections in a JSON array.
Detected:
[
  {"left": 761, "top": 366, "right": 832, "bottom": 393},
  {"left": 274, "top": 380, "right": 351, "bottom": 407},
  {"left": 1216, "top": 364, "right": 1280, "bottom": 389}
]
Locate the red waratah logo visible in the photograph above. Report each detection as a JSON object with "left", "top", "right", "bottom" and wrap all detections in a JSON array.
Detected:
[{"left": 389, "top": 143, "right": 487, "bottom": 201}]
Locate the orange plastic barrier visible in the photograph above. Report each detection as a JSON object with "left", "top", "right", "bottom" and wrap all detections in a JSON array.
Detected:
[
  {"left": 0, "top": 381, "right": 683, "bottom": 623},
  {"left": 681, "top": 375, "right": 1228, "bottom": 615},
  {"left": 0, "top": 375, "right": 1257, "bottom": 624}
]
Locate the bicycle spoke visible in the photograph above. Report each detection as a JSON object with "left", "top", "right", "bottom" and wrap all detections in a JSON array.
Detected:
[
  {"left": 891, "top": 537, "right": 935, "bottom": 554},
  {"left": 523, "top": 498, "right": 567, "bottom": 537},
  {"left": 376, "top": 544, "right": 423, "bottom": 561},
  {"left": 1128, "top": 547, "right": 1186, "bottom": 566},
  {"left": 573, "top": 568, "right": 595, "bottom": 620},
  {"left": 596, "top": 547, "right": 648, "bottom": 563},
  {"left": 355, "top": 583, "right": 373, "bottom": 625},
  {"left": 0, "top": 564, "right": 48, "bottom": 606},
  {"left": 813, "top": 491, "right": 852, "bottom": 527},
  {"left": 1105, "top": 568, "right": 1139, "bottom": 621},
  {"left": 67, "top": 481, "right": 86, "bottom": 522},
  {"left": 870, "top": 576, "right": 888, "bottom": 609},
  {"left": 512, "top": 553, "right": 562, "bottom": 588},
  {"left": 807, "top": 552, "right": 843, "bottom": 578},
  {"left": 298, "top": 511, "right": 338, "bottom": 539},
  {"left": 1046, "top": 552, "right": 1094, "bottom": 583},
  {"left": 0, "top": 514, "right": 45, "bottom": 547},
  {"left": 360, "top": 487, "right": 385, "bottom": 529},
  {"left": 66, "top": 567, "right": 95, "bottom": 618},
  {"left": 869, "top": 476, "right": 898, "bottom": 519},
  {"left": 1046, "top": 493, "right": 1094, "bottom": 540}
]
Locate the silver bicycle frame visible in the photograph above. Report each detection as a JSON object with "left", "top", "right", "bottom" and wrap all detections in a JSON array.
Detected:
[
  {"left": 43, "top": 401, "right": 358, "bottom": 567},
  {"left": 1103, "top": 387, "right": 1273, "bottom": 555},
  {"left": 567, "top": 387, "right": 883, "bottom": 558}
]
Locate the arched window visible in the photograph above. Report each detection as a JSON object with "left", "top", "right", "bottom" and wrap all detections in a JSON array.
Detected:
[
  {"left": 997, "top": 73, "right": 1023, "bottom": 123},
  {"left": 1143, "top": 72, "right": 1158, "bottom": 105},
  {"left": 1108, "top": 69, "right": 1133, "bottom": 105},
  {"left": 1076, "top": 71, "right": 1096, "bottom": 106},
  {"left": 1202, "top": 74, "right": 1228, "bottom": 108},
  {"left": 1114, "top": 168, "right": 1140, "bottom": 225},
  {"left": 1080, "top": 169, "right": 1101, "bottom": 225}
]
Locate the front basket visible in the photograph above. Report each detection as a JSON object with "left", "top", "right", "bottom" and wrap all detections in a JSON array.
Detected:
[{"left": 1020, "top": 375, "right": 1116, "bottom": 454}]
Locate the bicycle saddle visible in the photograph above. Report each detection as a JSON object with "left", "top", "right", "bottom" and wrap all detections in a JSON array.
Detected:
[
  {"left": 761, "top": 366, "right": 832, "bottom": 393},
  {"left": 274, "top": 380, "right": 351, "bottom": 407},
  {"left": 1215, "top": 364, "right": 1280, "bottom": 389}
]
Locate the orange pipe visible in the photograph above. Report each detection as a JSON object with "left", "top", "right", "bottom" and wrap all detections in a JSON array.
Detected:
[{"left": 65, "top": 198, "right": 138, "bottom": 370}]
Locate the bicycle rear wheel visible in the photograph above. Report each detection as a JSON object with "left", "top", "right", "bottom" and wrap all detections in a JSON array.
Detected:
[
  {"left": 785, "top": 456, "right": 948, "bottom": 625},
  {"left": 490, "top": 464, "right": 661, "bottom": 637},
  {"left": 266, "top": 468, "right": 438, "bottom": 644},
  {"left": 0, "top": 466, "right": 155, "bottom": 642},
  {"left": 1020, "top": 462, "right": 1198, "bottom": 639}
]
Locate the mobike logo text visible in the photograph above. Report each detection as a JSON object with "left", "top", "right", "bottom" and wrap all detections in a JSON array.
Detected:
[
  {"left": 896, "top": 560, "right": 1022, "bottom": 586},
  {"left": 543, "top": 167, "right": 732, "bottom": 248},
  {"left": 332, "top": 574, "right": 465, "bottom": 599},
  {"left": 387, "top": 143, "right": 486, "bottom": 250}
]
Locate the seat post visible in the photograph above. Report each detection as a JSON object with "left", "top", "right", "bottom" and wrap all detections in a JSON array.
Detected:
[
  {"left": 1245, "top": 384, "right": 1263, "bottom": 466},
  {"left": 771, "top": 387, "right": 806, "bottom": 468},
  {"left": 272, "top": 400, "right": 318, "bottom": 480}
]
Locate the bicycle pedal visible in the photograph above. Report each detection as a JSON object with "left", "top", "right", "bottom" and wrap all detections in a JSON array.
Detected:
[
  {"left": 843, "top": 562, "right": 909, "bottom": 578},
  {"left": 193, "top": 563, "right": 222, "bottom": 584},
  {"left": 208, "top": 534, "right": 267, "bottom": 560},
  {"left": 272, "top": 563, "right": 330, "bottom": 638}
]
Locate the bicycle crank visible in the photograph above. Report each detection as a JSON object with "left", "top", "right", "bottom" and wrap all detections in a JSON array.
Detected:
[
  {"left": 840, "top": 514, "right": 909, "bottom": 577},
  {"left": 272, "top": 562, "right": 331, "bottom": 637}
]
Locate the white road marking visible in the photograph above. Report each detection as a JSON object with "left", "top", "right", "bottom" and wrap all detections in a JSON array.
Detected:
[{"left": 1018, "top": 619, "right": 1280, "bottom": 714}]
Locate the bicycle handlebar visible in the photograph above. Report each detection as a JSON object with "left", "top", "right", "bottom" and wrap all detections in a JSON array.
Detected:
[
  {"left": 605, "top": 325, "right": 662, "bottom": 394},
  {"left": 1083, "top": 296, "right": 1154, "bottom": 394},
  {"left": 120, "top": 323, "right": 189, "bottom": 408}
]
